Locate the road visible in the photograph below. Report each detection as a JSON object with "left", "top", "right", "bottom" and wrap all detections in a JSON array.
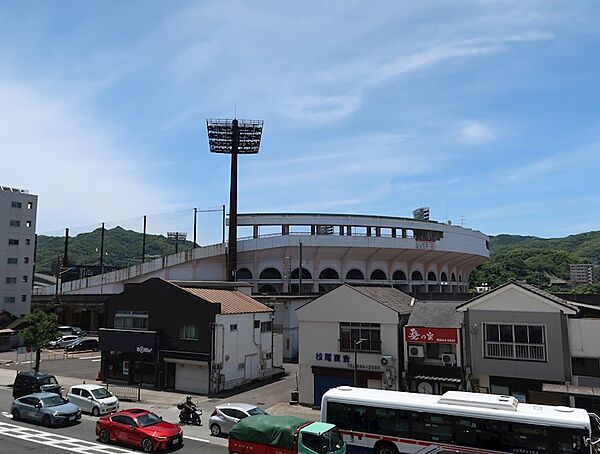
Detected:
[
  {"left": 0, "top": 350, "right": 100, "bottom": 381},
  {"left": 0, "top": 387, "right": 228, "bottom": 454}
]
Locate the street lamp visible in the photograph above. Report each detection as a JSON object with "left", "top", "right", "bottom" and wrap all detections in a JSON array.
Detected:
[
  {"left": 353, "top": 338, "right": 366, "bottom": 387},
  {"left": 206, "top": 118, "right": 264, "bottom": 281}
]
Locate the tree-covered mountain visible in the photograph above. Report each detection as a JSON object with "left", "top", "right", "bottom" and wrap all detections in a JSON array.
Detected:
[
  {"left": 35, "top": 227, "right": 195, "bottom": 275},
  {"left": 470, "top": 231, "right": 600, "bottom": 291}
]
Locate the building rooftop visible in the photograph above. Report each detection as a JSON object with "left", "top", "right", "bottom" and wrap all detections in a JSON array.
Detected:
[
  {"left": 348, "top": 284, "right": 415, "bottom": 315},
  {"left": 181, "top": 286, "right": 272, "bottom": 315},
  {"left": 407, "top": 301, "right": 464, "bottom": 328}
]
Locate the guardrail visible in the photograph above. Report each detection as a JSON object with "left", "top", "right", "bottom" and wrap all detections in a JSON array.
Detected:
[{"left": 104, "top": 383, "right": 141, "bottom": 402}]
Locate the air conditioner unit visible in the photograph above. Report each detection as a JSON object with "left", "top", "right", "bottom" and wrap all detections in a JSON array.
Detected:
[
  {"left": 381, "top": 355, "right": 393, "bottom": 366},
  {"left": 441, "top": 353, "right": 456, "bottom": 366},
  {"left": 408, "top": 345, "right": 425, "bottom": 358}
]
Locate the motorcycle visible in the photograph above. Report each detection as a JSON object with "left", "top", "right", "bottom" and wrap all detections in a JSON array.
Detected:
[{"left": 177, "top": 402, "right": 202, "bottom": 426}]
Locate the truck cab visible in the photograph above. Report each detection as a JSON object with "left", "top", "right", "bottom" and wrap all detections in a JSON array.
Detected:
[{"left": 229, "top": 415, "right": 345, "bottom": 454}]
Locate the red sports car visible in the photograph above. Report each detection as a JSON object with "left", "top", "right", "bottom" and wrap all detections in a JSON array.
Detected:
[{"left": 96, "top": 408, "right": 183, "bottom": 452}]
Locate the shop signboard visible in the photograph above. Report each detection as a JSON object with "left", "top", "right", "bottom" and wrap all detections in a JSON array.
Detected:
[
  {"left": 122, "top": 360, "right": 129, "bottom": 376},
  {"left": 404, "top": 326, "right": 458, "bottom": 344}
]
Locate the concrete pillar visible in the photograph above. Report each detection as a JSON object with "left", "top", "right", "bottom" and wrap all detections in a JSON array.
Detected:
[
  {"left": 366, "top": 227, "right": 372, "bottom": 237},
  {"left": 253, "top": 225, "right": 259, "bottom": 239},
  {"left": 282, "top": 225, "right": 289, "bottom": 235},
  {"left": 339, "top": 225, "right": 344, "bottom": 236},
  {"left": 392, "top": 228, "right": 397, "bottom": 238},
  {"left": 311, "top": 225, "right": 316, "bottom": 235},
  {"left": 375, "top": 227, "right": 381, "bottom": 237},
  {"left": 347, "top": 226, "right": 352, "bottom": 236},
  {"left": 90, "top": 308, "right": 97, "bottom": 331},
  {"left": 402, "top": 229, "right": 407, "bottom": 238}
]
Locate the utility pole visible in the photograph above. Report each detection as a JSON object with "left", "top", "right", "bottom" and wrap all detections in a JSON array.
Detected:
[
  {"left": 54, "top": 255, "right": 60, "bottom": 304},
  {"left": 142, "top": 215, "right": 147, "bottom": 263},
  {"left": 99, "top": 222, "right": 105, "bottom": 275},
  {"left": 63, "top": 228, "right": 69, "bottom": 267},
  {"left": 354, "top": 338, "right": 366, "bottom": 387},
  {"left": 193, "top": 208, "right": 198, "bottom": 248},
  {"left": 222, "top": 204, "right": 226, "bottom": 244},
  {"left": 298, "top": 241, "right": 303, "bottom": 295}
]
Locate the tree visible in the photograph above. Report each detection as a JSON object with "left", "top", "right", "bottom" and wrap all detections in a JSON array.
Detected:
[{"left": 21, "top": 311, "right": 60, "bottom": 373}]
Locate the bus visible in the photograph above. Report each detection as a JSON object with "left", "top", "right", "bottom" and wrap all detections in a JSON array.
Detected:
[{"left": 321, "top": 386, "right": 600, "bottom": 454}]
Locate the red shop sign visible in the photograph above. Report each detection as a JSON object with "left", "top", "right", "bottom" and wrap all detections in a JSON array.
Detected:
[{"left": 404, "top": 326, "right": 458, "bottom": 344}]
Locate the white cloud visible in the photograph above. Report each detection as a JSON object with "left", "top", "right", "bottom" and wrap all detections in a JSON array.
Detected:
[
  {"left": 459, "top": 120, "right": 496, "bottom": 144},
  {"left": 0, "top": 77, "right": 179, "bottom": 232}
]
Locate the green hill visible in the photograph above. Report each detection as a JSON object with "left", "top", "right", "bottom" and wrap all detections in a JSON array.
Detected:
[
  {"left": 35, "top": 226, "right": 195, "bottom": 274},
  {"left": 471, "top": 231, "right": 600, "bottom": 290}
]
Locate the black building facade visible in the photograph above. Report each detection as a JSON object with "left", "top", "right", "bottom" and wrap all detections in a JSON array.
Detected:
[{"left": 99, "top": 278, "right": 220, "bottom": 390}]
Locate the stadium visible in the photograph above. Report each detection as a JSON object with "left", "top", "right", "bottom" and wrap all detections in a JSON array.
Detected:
[{"left": 35, "top": 212, "right": 489, "bottom": 297}]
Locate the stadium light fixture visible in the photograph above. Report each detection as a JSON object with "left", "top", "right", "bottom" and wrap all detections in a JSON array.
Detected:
[{"left": 206, "top": 118, "right": 264, "bottom": 281}]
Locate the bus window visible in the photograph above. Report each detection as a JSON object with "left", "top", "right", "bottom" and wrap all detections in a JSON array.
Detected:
[{"left": 549, "top": 427, "right": 586, "bottom": 454}]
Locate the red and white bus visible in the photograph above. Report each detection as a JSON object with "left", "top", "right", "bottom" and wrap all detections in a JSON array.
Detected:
[{"left": 321, "top": 386, "right": 600, "bottom": 454}]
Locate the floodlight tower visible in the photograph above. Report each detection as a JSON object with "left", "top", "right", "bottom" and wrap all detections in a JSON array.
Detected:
[{"left": 206, "top": 118, "right": 264, "bottom": 281}]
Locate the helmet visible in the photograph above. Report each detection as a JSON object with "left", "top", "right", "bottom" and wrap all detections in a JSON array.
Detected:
[{"left": 186, "top": 395, "right": 192, "bottom": 401}]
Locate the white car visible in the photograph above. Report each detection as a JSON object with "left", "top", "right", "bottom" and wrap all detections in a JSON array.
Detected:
[
  {"left": 49, "top": 335, "right": 79, "bottom": 349},
  {"left": 66, "top": 384, "right": 119, "bottom": 416}
]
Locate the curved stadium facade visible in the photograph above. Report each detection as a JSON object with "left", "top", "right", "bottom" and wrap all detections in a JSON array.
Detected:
[{"left": 36, "top": 213, "right": 489, "bottom": 297}]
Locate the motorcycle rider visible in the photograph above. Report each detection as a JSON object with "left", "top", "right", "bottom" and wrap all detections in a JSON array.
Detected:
[{"left": 180, "top": 395, "right": 201, "bottom": 425}]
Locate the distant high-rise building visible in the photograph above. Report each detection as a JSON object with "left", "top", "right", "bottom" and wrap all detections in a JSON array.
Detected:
[
  {"left": 0, "top": 186, "right": 37, "bottom": 317},
  {"left": 569, "top": 264, "right": 597, "bottom": 286}
]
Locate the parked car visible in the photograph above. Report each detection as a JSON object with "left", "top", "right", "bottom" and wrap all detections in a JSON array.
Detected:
[
  {"left": 96, "top": 408, "right": 183, "bottom": 453},
  {"left": 64, "top": 337, "right": 99, "bottom": 352},
  {"left": 209, "top": 402, "right": 270, "bottom": 436},
  {"left": 59, "top": 325, "right": 85, "bottom": 336},
  {"left": 49, "top": 335, "right": 79, "bottom": 349},
  {"left": 67, "top": 384, "right": 119, "bottom": 416},
  {"left": 11, "top": 392, "right": 81, "bottom": 427},
  {"left": 12, "top": 371, "right": 61, "bottom": 399}
]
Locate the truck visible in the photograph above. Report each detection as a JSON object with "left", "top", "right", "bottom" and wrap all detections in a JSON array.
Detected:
[{"left": 229, "top": 415, "right": 346, "bottom": 454}]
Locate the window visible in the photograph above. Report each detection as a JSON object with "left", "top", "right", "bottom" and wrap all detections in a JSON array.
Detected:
[
  {"left": 22, "top": 275, "right": 28, "bottom": 283},
  {"left": 230, "top": 324, "right": 238, "bottom": 331},
  {"left": 27, "top": 202, "right": 32, "bottom": 209},
  {"left": 25, "top": 239, "right": 30, "bottom": 245},
  {"left": 3, "top": 297, "right": 15, "bottom": 304},
  {"left": 254, "top": 320, "right": 260, "bottom": 329},
  {"left": 261, "top": 321, "right": 272, "bottom": 333},
  {"left": 114, "top": 311, "right": 149, "bottom": 330},
  {"left": 81, "top": 389, "right": 92, "bottom": 398},
  {"left": 9, "top": 220, "right": 20, "bottom": 227},
  {"left": 21, "top": 295, "right": 26, "bottom": 302},
  {"left": 7, "top": 258, "right": 18, "bottom": 264},
  {"left": 11, "top": 201, "right": 22, "bottom": 208},
  {"left": 179, "top": 325, "right": 199, "bottom": 340},
  {"left": 26, "top": 220, "right": 32, "bottom": 228},
  {"left": 8, "top": 239, "right": 19, "bottom": 245},
  {"left": 483, "top": 323, "right": 546, "bottom": 361},
  {"left": 572, "top": 357, "right": 600, "bottom": 378},
  {"left": 112, "top": 415, "right": 135, "bottom": 426},
  {"left": 5, "top": 277, "right": 16, "bottom": 284},
  {"left": 426, "top": 343, "right": 440, "bottom": 359},
  {"left": 24, "top": 257, "right": 29, "bottom": 264},
  {"left": 339, "top": 322, "right": 381, "bottom": 353},
  {"left": 70, "top": 388, "right": 81, "bottom": 396}
]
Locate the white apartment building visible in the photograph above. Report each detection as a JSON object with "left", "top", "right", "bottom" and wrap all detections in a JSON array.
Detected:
[
  {"left": 570, "top": 264, "right": 598, "bottom": 286},
  {"left": 0, "top": 186, "right": 37, "bottom": 317}
]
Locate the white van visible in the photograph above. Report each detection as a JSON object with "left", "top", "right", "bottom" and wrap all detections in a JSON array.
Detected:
[{"left": 67, "top": 384, "right": 119, "bottom": 416}]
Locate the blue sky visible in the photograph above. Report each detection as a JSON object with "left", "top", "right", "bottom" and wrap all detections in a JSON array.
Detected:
[{"left": 1, "top": 1, "right": 599, "bottom": 239}]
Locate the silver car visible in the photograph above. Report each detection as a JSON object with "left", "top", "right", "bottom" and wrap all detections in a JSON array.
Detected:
[
  {"left": 49, "top": 335, "right": 79, "bottom": 349},
  {"left": 11, "top": 392, "right": 81, "bottom": 426},
  {"left": 209, "top": 403, "right": 270, "bottom": 436}
]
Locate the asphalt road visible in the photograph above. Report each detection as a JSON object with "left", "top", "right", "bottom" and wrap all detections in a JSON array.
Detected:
[
  {"left": 0, "top": 350, "right": 100, "bottom": 381},
  {"left": 0, "top": 387, "right": 228, "bottom": 454}
]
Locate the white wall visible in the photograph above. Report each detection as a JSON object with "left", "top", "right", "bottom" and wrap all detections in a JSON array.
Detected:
[
  {"left": 273, "top": 333, "right": 283, "bottom": 368},
  {"left": 569, "top": 318, "right": 600, "bottom": 357},
  {"left": 297, "top": 286, "right": 400, "bottom": 405},
  {"left": 214, "top": 312, "right": 273, "bottom": 391}
]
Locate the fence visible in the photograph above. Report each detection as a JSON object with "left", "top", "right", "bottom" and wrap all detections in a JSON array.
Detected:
[{"left": 104, "top": 382, "right": 141, "bottom": 402}]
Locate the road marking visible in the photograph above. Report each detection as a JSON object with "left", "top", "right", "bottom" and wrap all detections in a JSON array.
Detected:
[
  {"left": 2, "top": 411, "right": 13, "bottom": 418},
  {"left": 0, "top": 420, "right": 135, "bottom": 453},
  {"left": 91, "top": 359, "right": 102, "bottom": 362},
  {"left": 78, "top": 356, "right": 101, "bottom": 360},
  {"left": 183, "top": 435, "right": 211, "bottom": 443}
]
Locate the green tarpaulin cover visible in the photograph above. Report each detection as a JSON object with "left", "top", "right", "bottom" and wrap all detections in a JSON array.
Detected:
[{"left": 229, "top": 415, "right": 310, "bottom": 449}]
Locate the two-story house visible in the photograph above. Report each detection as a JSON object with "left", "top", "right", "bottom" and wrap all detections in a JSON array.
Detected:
[
  {"left": 403, "top": 301, "right": 465, "bottom": 394},
  {"left": 99, "top": 278, "right": 276, "bottom": 395},
  {"left": 296, "top": 284, "right": 414, "bottom": 407}
]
